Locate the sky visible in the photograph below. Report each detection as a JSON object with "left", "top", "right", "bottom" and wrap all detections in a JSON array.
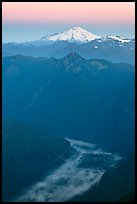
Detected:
[{"left": 2, "top": 2, "right": 135, "bottom": 42}]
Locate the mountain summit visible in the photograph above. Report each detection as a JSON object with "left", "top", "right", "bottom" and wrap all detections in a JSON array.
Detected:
[
  {"left": 41, "top": 27, "right": 100, "bottom": 43},
  {"left": 2, "top": 27, "right": 135, "bottom": 64}
]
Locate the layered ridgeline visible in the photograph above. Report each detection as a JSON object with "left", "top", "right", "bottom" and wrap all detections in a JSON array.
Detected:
[
  {"left": 2, "top": 53, "right": 135, "bottom": 201},
  {"left": 2, "top": 27, "right": 135, "bottom": 64},
  {"left": 2, "top": 53, "right": 135, "bottom": 156}
]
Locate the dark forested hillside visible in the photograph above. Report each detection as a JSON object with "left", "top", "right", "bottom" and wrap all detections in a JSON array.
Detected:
[
  {"left": 2, "top": 53, "right": 135, "bottom": 156},
  {"left": 68, "top": 154, "right": 135, "bottom": 202},
  {"left": 2, "top": 120, "right": 72, "bottom": 201},
  {"left": 2, "top": 37, "right": 135, "bottom": 64},
  {"left": 2, "top": 53, "right": 135, "bottom": 202}
]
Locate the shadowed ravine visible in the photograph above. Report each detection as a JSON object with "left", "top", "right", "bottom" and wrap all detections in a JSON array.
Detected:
[{"left": 14, "top": 138, "right": 121, "bottom": 202}]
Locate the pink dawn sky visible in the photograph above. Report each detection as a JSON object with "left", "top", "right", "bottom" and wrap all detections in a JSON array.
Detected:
[
  {"left": 2, "top": 2, "right": 135, "bottom": 42},
  {"left": 2, "top": 2, "right": 135, "bottom": 24}
]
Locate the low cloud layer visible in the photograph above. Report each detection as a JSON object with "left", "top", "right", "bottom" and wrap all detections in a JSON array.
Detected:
[{"left": 15, "top": 138, "right": 121, "bottom": 202}]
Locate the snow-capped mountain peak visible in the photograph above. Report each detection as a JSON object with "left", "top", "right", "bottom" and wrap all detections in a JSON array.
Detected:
[
  {"left": 41, "top": 27, "right": 100, "bottom": 43},
  {"left": 98, "top": 35, "right": 131, "bottom": 43},
  {"left": 16, "top": 27, "right": 133, "bottom": 47}
]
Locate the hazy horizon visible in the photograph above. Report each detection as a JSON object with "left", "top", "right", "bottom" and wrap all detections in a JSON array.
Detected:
[{"left": 2, "top": 2, "right": 135, "bottom": 43}]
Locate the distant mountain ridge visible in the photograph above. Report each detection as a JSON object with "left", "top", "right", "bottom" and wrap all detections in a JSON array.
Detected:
[
  {"left": 3, "top": 27, "right": 133, "bottom": 45},
  {"left": 2, "top": 27, "right": 135, "bottom": 64}
]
